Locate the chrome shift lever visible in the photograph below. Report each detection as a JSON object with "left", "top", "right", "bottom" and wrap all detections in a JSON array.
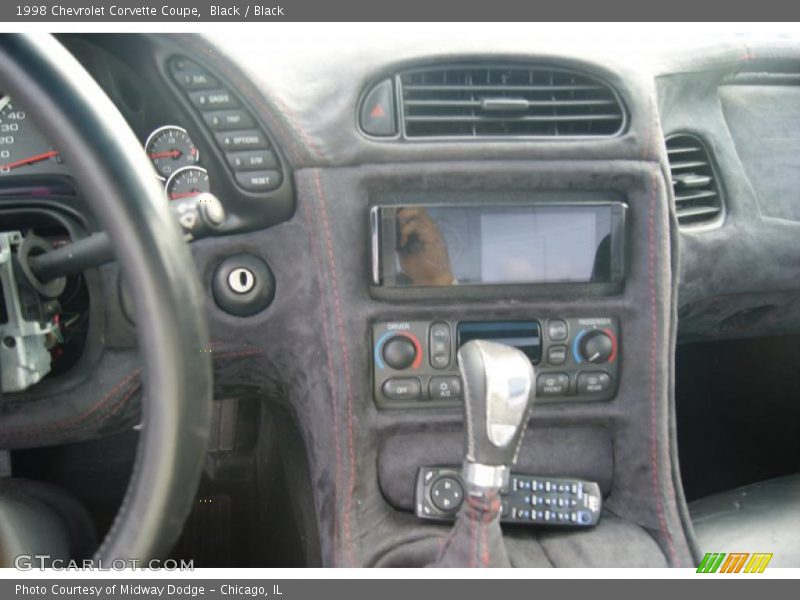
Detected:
[{"left": 458, "top": 340, "right": 536, "bottom": 494}]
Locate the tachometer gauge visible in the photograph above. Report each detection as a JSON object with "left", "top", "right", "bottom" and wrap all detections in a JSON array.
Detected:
[
  {"left": 165, "top": 166, "right": 210, "bottom": 201},
  {"left": 144, "top": 125, "right": 199, "bottom": 179},
  {"left": 0, "top": 94, "right": 63, "bottom": 176}
]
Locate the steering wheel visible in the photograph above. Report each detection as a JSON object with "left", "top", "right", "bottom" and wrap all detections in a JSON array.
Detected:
[{"left": 0, "top": 34, "right": 213, "bottom": 560}]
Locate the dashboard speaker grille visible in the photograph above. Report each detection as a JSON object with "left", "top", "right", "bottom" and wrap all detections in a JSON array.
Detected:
[
  {"left": 398, "top": 65, "right": 625, "bottom": 139},
  {"left": 666, "top": 134, "right": 723, "bottom": 227}
]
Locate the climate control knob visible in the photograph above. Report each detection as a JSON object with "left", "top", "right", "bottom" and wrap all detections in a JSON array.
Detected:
[
  {"left": 382, "top": 335, "right": 418, "bottom": 370},
  {"left": 579, "top": 330, "right": 615, "bottom": 364}
]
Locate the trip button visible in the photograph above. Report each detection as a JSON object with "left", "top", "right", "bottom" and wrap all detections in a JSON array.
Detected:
[
  {"left": 429, "top": 376, "right": 462, "bottom": 401},
  {"left": 547, "top": 345, "right": 567, "bottom": 365},
  {"left": 189, "top": 89, "right": 239, "bottom": 110},
  {"left": 536, "top": 372, "right": 570, "bottom": 397},
  {"left": 215, "top": 130, "right": 269, "bottom": 151},
  {"left": 577, "top": 371, "right": 612, "bottom": 395},
  {"left": 235, "top": 170, "right": 282, "bottom": 192},
  {"left": 203, "top": 109, "right": 256, "bottom": 131},
  {"left": 547, "top": 319, "right": 568, "bottom": 342},
  {"left": 382, "top": 378, "right": 421, "bottom": 401},
  {"left": 429, "top": 321, "right": 451, "bottom": 369}
]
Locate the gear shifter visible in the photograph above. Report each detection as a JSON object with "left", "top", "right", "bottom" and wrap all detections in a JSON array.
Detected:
[{"left": 435, "top": 339, "right": 536, "bottom": 567}]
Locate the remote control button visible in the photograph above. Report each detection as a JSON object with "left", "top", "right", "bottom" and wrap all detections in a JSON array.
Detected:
[{"left": 430, "top": 476, "right": 463, "bottom": 512}]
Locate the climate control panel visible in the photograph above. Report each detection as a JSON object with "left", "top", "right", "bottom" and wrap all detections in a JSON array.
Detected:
[{"left": 372, "top": 317, "right": 619, "bottom": 408}]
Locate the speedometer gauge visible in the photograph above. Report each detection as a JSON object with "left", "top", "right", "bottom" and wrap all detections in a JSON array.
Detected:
[
  {"left": 145, "top": 125, "right": 199, "bottom": 179},
  {"left": 0, "top": 94, "right": 62, "bottom": 176},
  {"left": 165, "top": 166, "right": 210, "bottom": 201}
]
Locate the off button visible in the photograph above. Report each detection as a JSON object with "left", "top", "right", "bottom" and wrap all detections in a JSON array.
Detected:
[{"left": 382, "top": 378, "right": 421, "bottom": 401}]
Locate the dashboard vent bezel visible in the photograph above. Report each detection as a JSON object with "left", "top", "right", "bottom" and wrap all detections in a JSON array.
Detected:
[
  {"left": 665, "top": 133, "right": 725, "bottom": 229},
  {"left": 396, "top": 63, "right": 627, "bottom": 140}
]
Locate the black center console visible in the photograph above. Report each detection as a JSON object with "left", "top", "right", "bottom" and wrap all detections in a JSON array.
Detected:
[
  {"left": 369, "top": 192, "right": 627, "bottom": 409},
  {"left": 372, "top": 317, "right": 620, "bottom": 408}
]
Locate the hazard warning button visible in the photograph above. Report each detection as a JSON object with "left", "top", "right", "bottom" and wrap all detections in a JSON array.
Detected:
[{"left": 360, "top": 78, "right": 396, "bottom": 136}]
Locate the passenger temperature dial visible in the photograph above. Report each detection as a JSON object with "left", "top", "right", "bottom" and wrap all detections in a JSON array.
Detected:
[{"left": 577, "top": 330, "right": 615, "bottom": 364}]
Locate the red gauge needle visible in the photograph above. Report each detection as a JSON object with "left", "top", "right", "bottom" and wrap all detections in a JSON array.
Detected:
[
  {"left": 0, "top": 149, "right": 59, "bottom": 171},
  {"left": 149, "top": 150, "right": 182, "bottom": 159},
  {"left": 169, "top": 191, "right": 201, "bottom": 200}
]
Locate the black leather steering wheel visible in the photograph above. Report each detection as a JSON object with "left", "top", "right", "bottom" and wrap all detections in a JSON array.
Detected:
[{"left": 0, "top": 34, "right": 213, "bottom": 560}]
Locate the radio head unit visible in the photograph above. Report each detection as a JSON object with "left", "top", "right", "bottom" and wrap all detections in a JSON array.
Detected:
[{"left": 370, "top": 197, "right": 626, "bottom": 290}]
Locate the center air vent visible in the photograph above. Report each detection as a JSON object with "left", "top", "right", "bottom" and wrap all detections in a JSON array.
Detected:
[
  {"left": 398, "top": 65, "right": 625, "bottom": 138},
  {"left": 665, "top": 134, "right": 724, "bottom": 227}
]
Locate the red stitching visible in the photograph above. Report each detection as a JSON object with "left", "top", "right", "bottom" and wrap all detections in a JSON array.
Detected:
[
  {"left": 300, "top": 181, "right": 343, "bottom": 567},
  {"left": 469, "top": 503, "right": 477, "bottom": 569},
  {"left": 314, "top": 171, "right": 357, "bottom": 567},
  {"left": 0, "top": 369, "right": 141, "bottom": 438},
  {"left": 646, "top": 96, "right": 677, "bottom": 565},
  {"left": 213, "top": 349, "right": 263, "bottom": 359}
]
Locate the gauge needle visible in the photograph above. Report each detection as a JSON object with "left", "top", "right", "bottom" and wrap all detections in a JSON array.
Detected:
[
  {"left": 150, "top": 150, "right": 182, "bottom": 159},
  {"left": 0, "top": 149, "right": 59, "bottom": 171},
  {"left": 170, "top": 191, "right": 201, "bottom": 200},
  {"left": 0, "top": 95, "right": 11, "bottom": 113}
]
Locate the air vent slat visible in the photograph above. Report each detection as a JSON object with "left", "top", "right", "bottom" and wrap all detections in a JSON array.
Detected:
[
  {"left": 674, "top": 190, "right": 718, "bottom": 203},
  {"left": 669, "top": 160, "right": 709, "bottom": 170},
  {"left": 666, "top": 134, "right": 723, "bottom": 227},
  {"left": 405, "top": 114, "right": 623, "bottom": 123},
  {"left": 676, "top": 206, "right": 722, "bottom": 219},
  {"left": 402, "top": 84, "right": 605, "bottom": 92},
  {"left": 404, "top": 99, "right": 617, "bottom": 108},
  {"left": 399, "top": 64, "right": 625, "bottom": 139}
]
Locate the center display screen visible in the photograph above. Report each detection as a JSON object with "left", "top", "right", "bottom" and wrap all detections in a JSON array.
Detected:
[{"left": 375, "top": 202, "right": 626, "bottom": 287}]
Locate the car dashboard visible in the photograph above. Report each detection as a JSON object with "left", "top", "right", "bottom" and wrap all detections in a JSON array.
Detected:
[{"left": 1, "top": 28, "right": 799, "bottom": 568}]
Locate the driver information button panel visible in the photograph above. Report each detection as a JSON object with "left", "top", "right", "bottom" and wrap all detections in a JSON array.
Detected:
[{"left": 373, "top": 317, "right": 619, "bottom": 408}]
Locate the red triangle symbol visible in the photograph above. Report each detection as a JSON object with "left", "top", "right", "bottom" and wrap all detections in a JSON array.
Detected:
[{"left": 370, "top": 103, "right": 386, "bottom": 119}]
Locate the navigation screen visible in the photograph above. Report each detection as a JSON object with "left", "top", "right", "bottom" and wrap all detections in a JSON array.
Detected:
[{"left": 381, "top": 204, "right": 622, "bottom": 287}]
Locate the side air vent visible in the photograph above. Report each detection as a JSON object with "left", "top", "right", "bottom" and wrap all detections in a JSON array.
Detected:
[
  {"left": 665, "top": 134, "right": 724, "bottom": 227},
  {"left": 398, "top": 65, "right": 625, "bottom": 138}
]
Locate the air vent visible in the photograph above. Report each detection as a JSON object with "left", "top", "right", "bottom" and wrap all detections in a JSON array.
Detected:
[
  {"left": 665, "top": 134, "right": 723, "bottom": 227},
  {"left": 398, "top": 65, "right": 625, "bottom": 138}
]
